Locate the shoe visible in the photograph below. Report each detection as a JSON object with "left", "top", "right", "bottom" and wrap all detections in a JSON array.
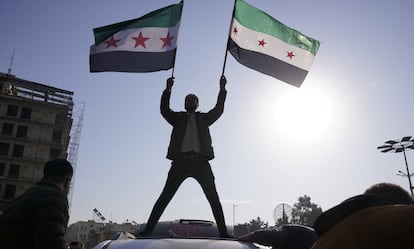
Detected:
[
  {"left": 138, "top": 230, "right": 151, "bottom": 237},
  {"left": 220, "top": 233, "right": 234, "bottom": 238}
]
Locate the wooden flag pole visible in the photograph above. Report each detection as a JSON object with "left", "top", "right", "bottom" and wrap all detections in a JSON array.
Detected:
[{"left": 221, "top": 0, "right": 237, "bottom": 77}]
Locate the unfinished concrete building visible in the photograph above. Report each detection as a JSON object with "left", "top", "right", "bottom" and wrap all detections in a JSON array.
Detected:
[{"left": 0, "top": 72, "right": 74, "bottom": 214}]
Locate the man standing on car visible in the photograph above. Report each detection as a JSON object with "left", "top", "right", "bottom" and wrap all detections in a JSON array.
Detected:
[
  {"left": 140, "top": 75, "right": 230, "bottom": 238},
  {"left": 0, "top": 159, "right": 73, "bottom": 249}
]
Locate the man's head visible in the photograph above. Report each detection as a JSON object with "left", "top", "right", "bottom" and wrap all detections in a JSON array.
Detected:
[
  {"left": 43, "top": 159, "right": 73, "bottom": 195},
  {"left": 185, "top": 94, "right": 199, "bottom": 113},
  {"left": 69, "top": 240, "right": 83, "bottom": 249},
  {"left": 364, "top": 182, "right": 414, "bottom": 204}
]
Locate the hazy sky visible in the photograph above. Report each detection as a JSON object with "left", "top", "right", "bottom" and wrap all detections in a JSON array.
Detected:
[{"left": 1, "top": 0, "right": 414, "bottom": 226}]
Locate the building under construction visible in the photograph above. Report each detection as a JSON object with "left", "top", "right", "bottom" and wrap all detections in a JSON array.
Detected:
[{"left": 0, "top": 72, "right": 81, "bottom": 214}]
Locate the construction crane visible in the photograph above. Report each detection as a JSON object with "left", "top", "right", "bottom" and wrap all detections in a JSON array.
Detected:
[{"left": 93, "top": 208, "right": 113, "bottom": 223}]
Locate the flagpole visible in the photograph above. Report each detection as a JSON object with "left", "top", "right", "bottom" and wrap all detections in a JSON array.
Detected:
[
  {"left": 171, "top": 66, "right": 175, "bottom": 78},
  {"left": 221, "top": 0, "right": 237, "bottom": 76},
  {"left": 171, "top": 47, "right": 178, "bottom": 78},
  {"left": 171, "top": 0, "right": 185, "bottom": 78},
  {"left": 171, "top": 35, "right": 179, "bottom": 78}
]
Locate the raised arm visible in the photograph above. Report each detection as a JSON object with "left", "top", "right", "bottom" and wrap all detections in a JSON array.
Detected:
[
  {"left": 220, "top": 75, "right": 227, "bottom": 91},
  {"left": 205, "top": 75, "right": 227, "bottom": 125},
  {"left": 160, "top": 77, "right": 175, "bottom": 125}
]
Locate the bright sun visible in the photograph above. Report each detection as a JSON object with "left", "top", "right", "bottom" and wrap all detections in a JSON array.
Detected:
[{"left": 273, "top": 88, "right": 332, "bottom": 141}]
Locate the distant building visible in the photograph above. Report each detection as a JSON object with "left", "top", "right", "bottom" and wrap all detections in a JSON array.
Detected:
[
  {"left": 66, "top": 220, "right": 105, "bottom": 248},
  {"left": 0, "top": 72, "right": 75, "bottom": 214},
  {"left": 66, "top": 220, "right": 139, "bottom": 249}
]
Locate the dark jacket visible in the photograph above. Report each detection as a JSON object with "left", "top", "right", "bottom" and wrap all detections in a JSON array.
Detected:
[
  {"left": 251, "top": 225, "right": 318, "bottom": 249},
  {"left": 161, "top": 89, "right": 227, "bottom": 161},
  {"left": 0, "top": 181, "right": 69, "bottom": 249}
]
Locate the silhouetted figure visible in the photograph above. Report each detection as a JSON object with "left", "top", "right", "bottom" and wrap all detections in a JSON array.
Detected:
[
  {"left": 239, "top": 224, "right": 318, "bottom": 249},
  {"left": 140, "top": 76, "right": 230, "bottom": 238},
  {"left": 68, "top": 240, "right": 84, "bottom": 249},
  {"left": 0, "top": 159, "right": 73, "bottom": 249},
  {"left": 312, "top": 182, "right": 414, "bottom": 249}
]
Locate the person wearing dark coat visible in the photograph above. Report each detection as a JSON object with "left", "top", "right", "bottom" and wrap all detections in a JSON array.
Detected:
[
  {"left": 0, "top": 159, "right": 73, "bottom": 249},
  {"left": 140, "top": 76, "right": 230, "bottom": 238},
  {"left": 239, "top": 224, "right": 318, "bottom": 249}
]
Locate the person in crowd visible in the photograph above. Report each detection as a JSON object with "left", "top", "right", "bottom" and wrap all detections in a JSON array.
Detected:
[
  {"left": 140, "top": 75, "right": 230, "bottom": 238},
  {"left": 311, "top": 182, "right": 414, "bottom": 249},
  {"left": 68, "top": 240, "right": 84, "bottom": 249},
  {"left": 0, "top": 159, "right": 73, "bottom": 249},
  {"left": 239, "top": 224, "right": 318, "bottom": 249}
]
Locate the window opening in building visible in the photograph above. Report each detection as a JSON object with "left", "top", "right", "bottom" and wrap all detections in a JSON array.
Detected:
[
  {"left": 52, "top": 129, "right": 63, "bottom": 143},
  {"left": 0, "top": 162, "right": 5, "bottom": 176},
  {"left": 55, "top": 112, "right": 67, "bottom": 125},
  {"left": 12, "top": 144, "right": 24, "bottom": 158},
  {"left": 16, "top": 125, "right": 28, "bottom": 138},
  {"left": 6, "top": 104, "right": 18, "bottom": 117},
  {"left": 20, "top": 107, "right": 32, "bottom": 119},
  {"left": 1, "top": 123, "right": 14, "bottom": 136},
  {"left": 8, "top": 164, "right": 20, "bottom": 178},
  {"left": 4, "top": 184, "right": 17, "bottom": 200},
  {"left": 49, "top": 147, "right": 62, "bottom": 159},
  {"left": 0, "top": 143, "right": 10, "bottom": 156}
]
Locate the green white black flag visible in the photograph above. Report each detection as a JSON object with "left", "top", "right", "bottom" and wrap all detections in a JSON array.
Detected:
[
  {"left": 228, "top": 0, "right": 320, "bottom": 87},
  {"left": 90, "top": 1, "right": 183, "bottom": 73}
]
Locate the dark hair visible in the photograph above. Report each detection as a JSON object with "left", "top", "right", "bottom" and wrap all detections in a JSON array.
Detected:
[
  {"left": 43, "top": 159, "right": 73, "bottom": 178},
  {"left": 185, "top": 94, "right": 199, "bottom": 103},
  {"left": 364, "top": 182, "right": 414, "bottom": 204}
]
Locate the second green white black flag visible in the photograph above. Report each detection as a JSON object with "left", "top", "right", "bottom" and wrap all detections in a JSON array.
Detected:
[{"left": 227, "top": 0, "right": 320, "bottom": 87}]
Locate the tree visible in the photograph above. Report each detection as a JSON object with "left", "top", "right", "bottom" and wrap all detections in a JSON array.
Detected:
[
  {"left": 246, "top": 216, "right": 268, "bottom": 231},
  {"left": 290, "top": 195, "right": 322, "bottom": 226},
  {"left": 233, "top": 217, "right": 268, "bottom": 236},
  {"left": 275, "top": 216, "right": 291, "bottom": 227}
]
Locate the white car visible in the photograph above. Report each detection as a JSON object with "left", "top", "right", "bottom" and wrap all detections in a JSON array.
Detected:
[{"left": 92, "top": 219, "right": 266, "bottom": 249}]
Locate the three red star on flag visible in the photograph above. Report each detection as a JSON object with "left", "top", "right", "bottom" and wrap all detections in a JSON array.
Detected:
[
  {"left": 230, "top": 27, "right": 297, "bottom": 61},
  {"left": 103, "top": 31, "right": 175, "bottom": 50}
]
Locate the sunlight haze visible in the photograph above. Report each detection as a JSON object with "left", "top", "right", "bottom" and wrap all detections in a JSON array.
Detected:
[{"left": 1, "top": 0, "right": 414, "bottom": 227}]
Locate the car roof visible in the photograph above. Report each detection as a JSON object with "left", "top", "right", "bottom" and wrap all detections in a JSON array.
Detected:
[
  {"left": 92, "top": 219, "right": 261, "bottom": 249},
  {"left": 145, "top": 219, "right": 224, "bottom": 238},
  {"left": 93, "top": 238, "right": 264, "bottom": 249}
]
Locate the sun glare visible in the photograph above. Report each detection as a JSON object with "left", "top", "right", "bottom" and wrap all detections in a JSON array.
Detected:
[{"left": 273, "top": 88, "right": 332, "bottom": 141}]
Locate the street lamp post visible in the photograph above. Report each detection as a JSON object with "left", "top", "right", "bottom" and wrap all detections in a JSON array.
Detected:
[
  {"left": 377, "top": 136, "right": 414, "bottom": 197},
  {"left": 232, "top": 204, "right": 237, "bottom": 235}
]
